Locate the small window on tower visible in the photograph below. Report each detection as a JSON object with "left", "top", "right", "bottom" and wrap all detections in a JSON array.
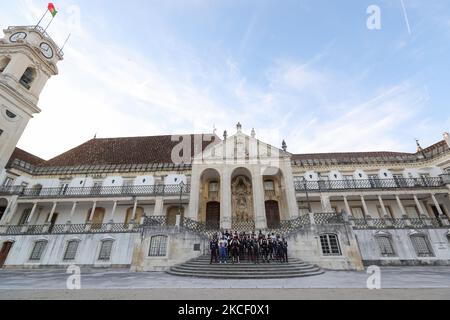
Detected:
[{"left": 19, "top": 67, "right": 36, "bottom": 90}]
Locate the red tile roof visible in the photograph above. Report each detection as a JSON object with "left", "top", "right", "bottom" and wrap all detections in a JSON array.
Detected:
[
  {"left": 40, "top": 134, "right": 220, "bottom": 167},
  {"left": 7, "top": 147, "right": 45, "bottom": 167}
]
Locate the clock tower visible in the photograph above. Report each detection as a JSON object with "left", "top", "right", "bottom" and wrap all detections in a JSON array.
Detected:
[{"left": 0, "top": 26, "right": 63, "bottom": 171}]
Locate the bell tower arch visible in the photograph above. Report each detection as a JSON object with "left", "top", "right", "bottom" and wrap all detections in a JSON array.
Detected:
[{"left": 0, "top": 25, "right": 63, "bottom": 170}]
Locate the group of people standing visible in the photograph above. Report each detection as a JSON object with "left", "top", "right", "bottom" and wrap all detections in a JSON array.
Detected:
[{"left": 209, "top": 231, "right": 288, "bottom": 264}]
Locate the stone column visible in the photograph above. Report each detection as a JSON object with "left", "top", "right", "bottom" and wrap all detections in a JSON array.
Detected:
[
  {"left": 320, "top": 194, "right": 333, "bottom": 212},
  {"left": 87, "top": 201, "right": 97, "bottom": 222},
  {"left": 360, "top": 196, "right": 370, "bottom": 217},
  {"left": 431, "top": 193, "right": 450, "bottom": 226},
  {"left": 396, "top": 195, "right": 411, "bottom": 227},
  {"left": 5, "top": 199, "right": 19, "bottom": 225},
  {"left": 377, "top": 196, "right": 389, "bottom": 218},
  {"left": 283, "top": 160, "right": 301, "bottom": 218},
  {"left": 46, "top": 202, "right": 58, "bottom": 223},
  {"left": 188, "top": 169, "right": 201, "bottom": 220},
  {"left": 65, "top": 201, "right": 78, "bottom": 232},
  {"left": 252, "top": 167, "right": 267, "bottom": 230},
  {"left": 220, "top": 167, "right": 232, "bottom": 230},
  {"left": 343, "top": 196, "right": 352, "bottom": 216},
  {"left": 109, "top": 201, "right": 117, "bottom": 223},
  {"left": 26, "top": 202, "right": 38, "bottom": 224},
  {"left": 413, "top": 195, "right": 427, "bottom": 217},
  {"left": 154, "top": 197, "right": 164, "bottom": 216}
]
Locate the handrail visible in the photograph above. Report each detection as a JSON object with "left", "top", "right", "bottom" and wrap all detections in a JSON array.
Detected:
[
  {"left": 295, "top": 177, "right": 444, "bottom": 192},
  {"left": 0, "top": 184, "right": 191, "bottom": 199}
]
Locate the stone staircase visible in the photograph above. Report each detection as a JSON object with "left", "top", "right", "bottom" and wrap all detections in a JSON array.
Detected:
[{"left": 167, "top": 255, "right": 324, "bottom": 279}]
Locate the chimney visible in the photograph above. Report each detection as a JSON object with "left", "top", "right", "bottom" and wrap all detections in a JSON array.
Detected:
[
  {"left": 444, "top": 132, "right": 450, "bottom": 148},
  {"left": 251, "top": 128, "right": 256, "bottom": 138}
]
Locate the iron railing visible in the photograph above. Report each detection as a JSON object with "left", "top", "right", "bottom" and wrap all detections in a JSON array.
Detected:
[
  {"left": 314, "top": 212, "right": 345, "bottom": 225},
  {"left": 0, "top": 223, "right": 140, "bottom": 236},
  {"left": 9, "top": 184, "right": 191, "bottom": 199},
  {"left": 294, "top": 177, "right": 445, "bottom": 192},
  {"left": 350, "top": 217, "right": 445, "bottom": 230}
]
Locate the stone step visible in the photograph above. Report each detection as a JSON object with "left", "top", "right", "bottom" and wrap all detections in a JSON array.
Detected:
[
  {"left": 166, "top": 270, "right": 325, "bottom": 279},
  {"left": 167, "top": 255, "right": 324, "bottom": 279}
]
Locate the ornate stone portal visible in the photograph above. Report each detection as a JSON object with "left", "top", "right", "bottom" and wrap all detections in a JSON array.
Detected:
[{"left": 231, "top": 175, "right": 254, "bottom": 229}]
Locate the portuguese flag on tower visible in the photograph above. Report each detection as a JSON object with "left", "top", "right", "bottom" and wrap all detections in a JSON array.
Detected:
[{"left": 48, "top": 3, "right": 58, "bottom": 17}]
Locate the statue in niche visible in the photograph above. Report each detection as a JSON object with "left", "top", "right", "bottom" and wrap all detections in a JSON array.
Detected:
[{"left": 231, "top": 175, "right": 253, "bottom": 222}]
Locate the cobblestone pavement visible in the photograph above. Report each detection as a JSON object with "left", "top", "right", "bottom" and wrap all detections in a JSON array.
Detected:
[{"left": 1, "top": 267, "right": 450, "bottom": 299}]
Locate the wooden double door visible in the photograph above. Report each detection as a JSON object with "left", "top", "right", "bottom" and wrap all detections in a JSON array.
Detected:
[
  {"left": 206, "top": 202, "right": 220, "bottom": 229},
  {"left": 265, "top": 200, "right": 281, "bottom": 229}
]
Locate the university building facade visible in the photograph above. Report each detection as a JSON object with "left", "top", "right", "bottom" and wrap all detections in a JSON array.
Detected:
[{"left": 1, "top": 25, "right": 450, "bottom": 272}]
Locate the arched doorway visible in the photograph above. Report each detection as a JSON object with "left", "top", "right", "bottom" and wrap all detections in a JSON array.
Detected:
[
  {"left": 206, "top": 202, "right": 220, "bottom": 229},
  {"left": 0, "top": 241, "right": 14, "bottom": 268},
  {"left": 265, "top": 200, "right": 281, "bottom": 228},
  {"left": 166, "top": 206, "right": 184, "bottom": 226},
  {"left": 0, "top": 198, "right": 8, "bottom": 222},
  {"left": 231, "top": 167, "right": 254, "bottom": 229},
  {"left": 199, "top": 168, "right": 221, "bottom": 224}
]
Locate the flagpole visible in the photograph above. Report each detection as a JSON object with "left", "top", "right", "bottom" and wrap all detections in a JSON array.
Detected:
[
  {"left": 35, "top": 8, "right": 49, "bottom": 29},
  {"left": 58, "top": 33, "right": 71, "bottom": 55},
  {"left": 44, "top": 15, "right": 55, "bottom": 32}
]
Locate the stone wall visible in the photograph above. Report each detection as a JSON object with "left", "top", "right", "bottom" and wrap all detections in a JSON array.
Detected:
[
  {"left": 0, "top": 232, "right": 138, "bottom": 269},
  {"left": 286, "top": 224, "right": 364, "bottom": 271},
  {"left": 354, "top": 228, "right": 450, "bottom": 266},
  {"left": 131, "top": 227, "right": 208, "bottom": 272}
]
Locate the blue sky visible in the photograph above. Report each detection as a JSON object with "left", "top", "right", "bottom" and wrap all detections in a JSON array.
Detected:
[{"left": 1, "top": 0, "right": 450, "bottom": 159}]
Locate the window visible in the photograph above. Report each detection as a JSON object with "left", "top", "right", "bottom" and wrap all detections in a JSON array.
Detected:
[
  {"left": 351, "top": 207, "right": 365, "bottom": 219},
  {"left": 264, "top": 180, "right": 275, "bottom": 191},
  {"left": 19, "top": 67, "right": 36, "bottom": 89},
  {"left": 406, "top": 206, "right": 420, "bottom": 218},
  {"left": 320, "top": 234, "right": 341, "bottom": 256},
  {"left": 410, "top": 234, "right": 434, "bottom": 257},
  {"left": 64, "top": 240, "right": 80, "bottom": 261},
  {"left": 446, "top": 234, "right": 450, "bottom": 245},
  {"left": 209, "top": 181, "right": 219, "bottom": 192},
  {"left": 30, "top": 241, "right": 47, "bottom": 261},
  {"left": 376, "top": 205, "right": 393, "bottom": 218},
  {"left": 376, "top": 236, "right": 396, "bottom": 257},
  {"left": 149, "top": 235, "right": 168, "bottom": 257},
  {"left": 98, "top": 240, "right": 114, "bottom": 261}
]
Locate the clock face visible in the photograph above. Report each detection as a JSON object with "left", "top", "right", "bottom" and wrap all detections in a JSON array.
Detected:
[
  {"left": 9, "top": 32, "right": 27, "bottom": 42},
  {"left": 40, "top": 42, "right": 54, "bottom": 59}
]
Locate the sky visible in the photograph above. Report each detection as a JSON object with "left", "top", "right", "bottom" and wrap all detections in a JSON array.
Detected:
[{"left": 1, "top": 0, "right": 450, "bottom": 160}]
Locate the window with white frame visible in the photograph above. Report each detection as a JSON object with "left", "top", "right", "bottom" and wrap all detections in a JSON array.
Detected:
[
  {"left": 64, "top": 240, "right": 80, "bottom": 261},
  {"left": 375, "top": 235, "right": 396, "bottom": 257},
  {"left": 30, "top": 240, "right": 47, "bottom": 261},
  {"left": 319, "top": 234, "right": 341, "bottom": 256},
  {"left": 410, "top": 234, "right": 434, "bottom": 257},
  {"left": 148, "top": 235, "right": 168, "bottom": 257},
  {"left": 98, "top": 240, "right": 114, "bottom": 261}
]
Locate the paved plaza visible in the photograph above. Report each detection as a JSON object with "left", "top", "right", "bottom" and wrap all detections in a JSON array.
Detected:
[{"left": 1, "top": 267, "right": 450, "bottom": 299}]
